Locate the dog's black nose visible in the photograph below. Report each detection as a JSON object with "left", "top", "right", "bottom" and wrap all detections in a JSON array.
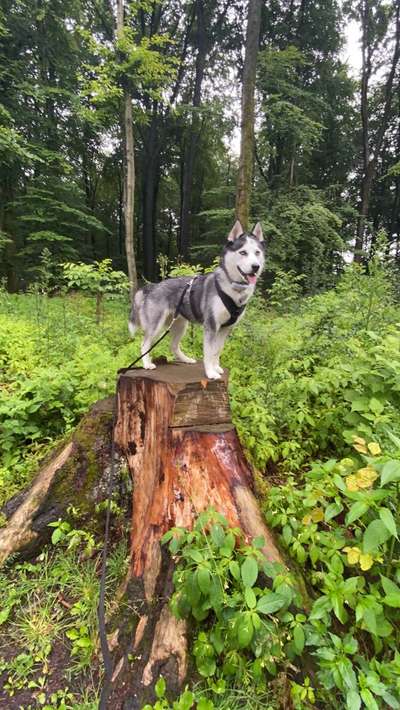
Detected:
[{"left": 252, "top": 264, "right": 260, "bottom": 273}]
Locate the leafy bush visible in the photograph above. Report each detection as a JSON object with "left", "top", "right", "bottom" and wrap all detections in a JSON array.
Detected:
[{"left": 265, "top": 436, "right": 400, "bottom": 708}]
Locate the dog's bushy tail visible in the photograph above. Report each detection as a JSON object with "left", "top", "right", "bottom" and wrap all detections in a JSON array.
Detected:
[{"left": 128, "top": 289, "right": 144, "bottom": 337}]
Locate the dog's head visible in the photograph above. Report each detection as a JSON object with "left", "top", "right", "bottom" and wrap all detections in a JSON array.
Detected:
[{"left": 222, "top": 220, "right": 265, "bottom": 285}]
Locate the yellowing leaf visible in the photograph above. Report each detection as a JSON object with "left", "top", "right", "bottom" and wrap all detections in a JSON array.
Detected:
[
  {"left": 346, "top": 474, "right": 360, "bottom": 491},
  {"left": 343, "top": 546, "right": 360, "bottom": 565},
  {"left": 359, "top": 553, "right": 374, "bottom": 571},
  {"left": 354, "top": 442, "right": 368, "bottom": 454},
  {"left": 353, "top": 436, "right": 366, "bottom": 445},
  {"left": 356, "top": 465, "right": 378, "bottom": 489},
  {"left": 367, "top": 442, "right": 381, "bottom": 456},
  {"left": 302, "top": 514, "right": 312, "bottom": 525},
  {"left": 311, "top": 508, "right": 324, "bottom": 523}
]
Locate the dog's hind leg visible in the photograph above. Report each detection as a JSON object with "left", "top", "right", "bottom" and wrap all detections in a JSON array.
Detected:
[
  {"left": 170, "top": 317, "right": 196, "bottom": 364},
  {"left": 141, "top": 316, "right": 168, "bottom": 370}
]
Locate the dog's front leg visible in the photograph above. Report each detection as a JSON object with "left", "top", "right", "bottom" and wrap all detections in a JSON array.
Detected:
[
  {"left": 213, "top": 327, "right": 230, "bottom": 374},
  {"left": 203, "top": 327, "right": 227, "bottom": 379}
]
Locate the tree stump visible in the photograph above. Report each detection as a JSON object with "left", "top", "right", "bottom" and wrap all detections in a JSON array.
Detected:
[{"left": 106, "top": 362, "right": 285, "bottom": 708}]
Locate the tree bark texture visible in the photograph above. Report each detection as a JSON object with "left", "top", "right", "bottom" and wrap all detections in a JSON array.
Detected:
[
  {"left": 235, "top": 0, "right": 262, "bottom": 230},
  {"left": 355, "top": 0, "right": 400, "bottom": 261},
  {"left": 116, "top": 0, "right": 138, "bottom": 297},
  {"left": 103, "top": 362, "right": 285, "bottom": 708},
  {"left": 179, "top": 0, "right": 207, "bottom": 260},
  {"left": 0, "top": 398, "right": 115, "bottom": 566},
  {"left": 141, "top": 113, "right": 160, "bottom": 282}
]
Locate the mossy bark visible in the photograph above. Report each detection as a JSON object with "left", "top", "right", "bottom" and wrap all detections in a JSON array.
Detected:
[{"left": 0, "top": 397, "right": 118, "bottom": 565}]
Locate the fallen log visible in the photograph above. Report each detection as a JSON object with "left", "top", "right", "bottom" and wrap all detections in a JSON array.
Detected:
[
  {"left": 0, "top": 397, "right": 117, "bottom": 566},
  {"left": 105, "top": 362, "right": 286, "bottom": 708}
]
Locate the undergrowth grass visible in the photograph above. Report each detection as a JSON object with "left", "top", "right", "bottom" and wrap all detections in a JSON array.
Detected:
[{"left": 1, "top": 260, "right": 400, "bottom": 708}]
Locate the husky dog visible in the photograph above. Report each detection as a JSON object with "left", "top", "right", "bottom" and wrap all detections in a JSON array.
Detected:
[{"left": 128, "top": 220, "right": 265, "bottom": 380}]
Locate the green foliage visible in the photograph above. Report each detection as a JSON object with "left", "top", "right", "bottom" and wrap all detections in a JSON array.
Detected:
[
  {"left": 62, "top": 259, "right": 128, "bottom": 295},
  {"left": 267, "top": 269, "right": 304, "bottom": 313},
  {"left": 265, "top": 437, "right": 400, "bottom": 708},
  {"left": 226, "top": 260, "right": 400, "bottom": 471},
  {"left": 162, "top": 510, "right": 302, "bottom": 692},
  {"left": 0, "top": 535, "right": 127, "bottom": 706}
]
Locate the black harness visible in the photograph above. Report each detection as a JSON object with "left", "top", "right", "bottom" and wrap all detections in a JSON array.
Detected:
[
  {"left": 178, "top": 275, "right": 245, "bottom": 328},
  {"left": 215, "top": 278, "right": 246, "bottom": 327}
]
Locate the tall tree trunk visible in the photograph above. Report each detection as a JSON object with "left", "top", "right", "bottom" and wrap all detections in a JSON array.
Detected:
[
  {"left": 355, "top": 0, "right": 400, "bottom": 262},
  {"left": 142, "top": 119, "right": 159, "bottom": 282},
  {"left": 179, "top": 0, "right": 207, "bottom": 259},
  {"left": 235, "top": 0, "right": 262, "bottom": 230},
  {"left": 116, "top": 0, "right": 138, "bottom": 299}
]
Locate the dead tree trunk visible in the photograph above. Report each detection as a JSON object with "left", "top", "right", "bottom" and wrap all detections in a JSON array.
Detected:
[
  {"left": 0, "top": 363, "right": 291, "bottom": 709},
  {"left": 104, "top": 362, "right": 285, "bottom": 708}
]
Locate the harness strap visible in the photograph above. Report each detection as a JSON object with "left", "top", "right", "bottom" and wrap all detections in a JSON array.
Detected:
[
  {"left": 189, "top": 276, "right": 204, "bottom": 323},
  {"left": 215, "top": 278, "right": 246, "bottom": 327}
]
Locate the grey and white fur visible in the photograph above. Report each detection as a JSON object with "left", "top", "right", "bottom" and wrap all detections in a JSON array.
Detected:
[{"left": 128, "top": 220, "right": 265, "bottom": 380}]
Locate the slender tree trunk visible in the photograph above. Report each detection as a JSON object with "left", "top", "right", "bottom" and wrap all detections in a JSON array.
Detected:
[
  {"left": 142, "top": 112, "right": 160, "bottom": 282},
  {"left": 235, "top": 0, "right": 262, "bottom": 230},
  {"left": 355, "top": 0, "right": 400, "bottom": 262},
  {"left": 116, "top": 0, "right": 138, "bottom": 299},
  {"left": 179, "top": 0, "right": 207, "bottom": 259}
]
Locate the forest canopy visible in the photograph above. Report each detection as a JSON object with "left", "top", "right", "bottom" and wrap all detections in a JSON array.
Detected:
[{"left": 1, "top": 0, "right": 399, "bottom": 292}]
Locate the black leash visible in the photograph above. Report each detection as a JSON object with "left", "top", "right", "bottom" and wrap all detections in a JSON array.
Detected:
[{"left": 97, "top": 278, "right": 194, "bottom": 709}]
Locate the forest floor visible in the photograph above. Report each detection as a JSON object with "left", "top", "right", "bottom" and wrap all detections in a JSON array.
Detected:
[{"left": 1, "top": 267, "right": 400, "bottom": 709}]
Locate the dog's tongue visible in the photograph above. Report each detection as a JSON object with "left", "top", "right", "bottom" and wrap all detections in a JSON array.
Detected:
[{"left": 247, "top": 274, "right": 257, "bottom": 285}]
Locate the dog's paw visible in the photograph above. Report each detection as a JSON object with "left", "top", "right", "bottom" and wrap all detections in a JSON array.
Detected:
[
  {"left": 143, "top": 362, "right": 156, "bottom": 370},
  {"left": 205, "top": 369, "right": 222, "bottom": 380},
  {"left": 215, "top": 365, "right": 224, "bottom": 374},
  {"left": 176, "top": 353, "right": 197, "bottom": 364}
]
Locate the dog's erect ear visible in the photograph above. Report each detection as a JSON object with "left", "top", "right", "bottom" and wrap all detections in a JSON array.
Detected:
[
  {"left": 227, "top": 220, "right": 244, "bottom": 242},
  {"left": 252, "top": 222, "right": 264, "bottom": 242}
]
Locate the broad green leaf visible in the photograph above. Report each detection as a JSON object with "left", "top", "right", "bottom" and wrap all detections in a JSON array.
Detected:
[
  {"left": 381, "top": 575, "right": 400, "bottom": 596},
  {"left": 188, "top": 549, "right": 203, "bottom": 563},
  {"left": 379, "top": 507, "right": 398, "bottom": 538},
  {"left": 0, "top": 607, "right": 11, "bottom": 625},
  {"left": 325, "top": 501, "right": 343, "bottom": 522},
  {"left": 383, "top": 594, "right": 400, "bottom": 608},
  {"left": 346, "top": 690, "right": 361, "bottom": 710},
  {"left": 293, "top": 625, "right": 305, "bottom": 654},
  {"left": 363, "top": 519, "right": 391, "bottom": 553},
  {"left": 346, "top": 501, "right": 368, "bottom": 525},
  {"left": 360, "top": 688, "right": 379, "bottom": 710},
  {"left": 244, "top": 586, "right": 256, "bottom": 609},
  {"left": 229, "top": 560, "right": 240, "bottom": 581},
  {"left": 155, "top": 676, "right": 166, "bottom": 699},
  {"left": 257, "top": 592, "right": 286, "bottom": 615},
  {"left": 237, "top": 612, "right": 254, "bottom": 648},
  {"left": 309, "top": 595, "right": 332, "bottom": 620},
  {"left": 197, "top": 567, "right": 211, "bottom": 596},
  {"left": 210, "top": 524, "right": 225, "bottom": 548},
  {"left": 196, "top": 656, "right": 216, "bottom": 677},
  {"left": 51, "top": 527, "right": 63, "bottom": 544},
  {"left": 241, "top": 556, "right": 258, "bottom": 588},
  {"left": 381, "top": 460, "right": 400, "bottom": 487},
  {"left": 363, "top": 608, "right": 377, "bottom": 635}
]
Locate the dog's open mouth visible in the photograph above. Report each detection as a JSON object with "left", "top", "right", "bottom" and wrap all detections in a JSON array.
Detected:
[{"left": 237, "top": 266, "right": 258, "bottom": 285}]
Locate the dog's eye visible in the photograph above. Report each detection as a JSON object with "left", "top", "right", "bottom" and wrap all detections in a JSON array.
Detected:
[
  {"left": 255, "top": 250, "right": 261, "bottom": 256},
  {"left": 239, "top": 250, "right": 248, "bottom": 256}
]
